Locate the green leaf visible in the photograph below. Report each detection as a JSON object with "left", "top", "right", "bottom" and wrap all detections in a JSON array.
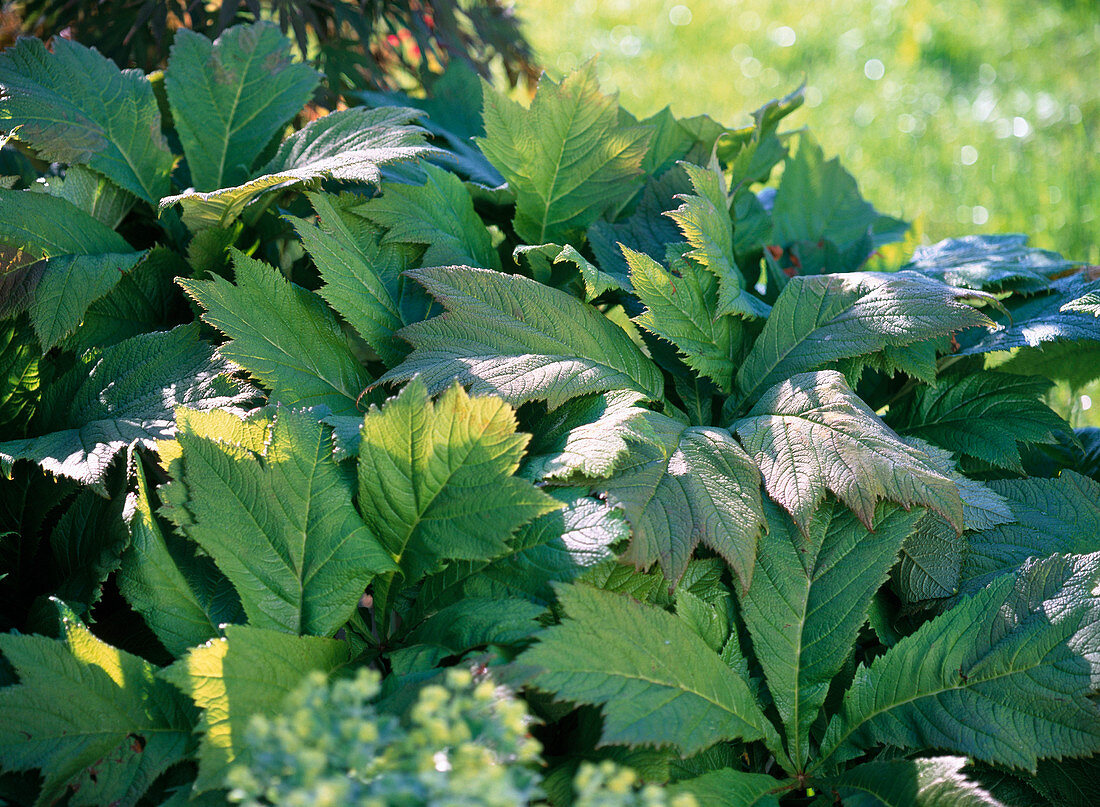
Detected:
[
  {"left": 357, "top": 379, "right": 559, "bottom": 587},
  {"left": 165, "top": 22, "right": 319, "bottom": 192},
  {"left": 893, "top": 512, "right": 968, "bottom": 604},
  {"left": 180, "top": 249, "right": 371, "bottom": 416},
  {"left": 664, "top": 160, "right": 770, "bottom": 319},
  {"left": 0, "top": 316, "right": 39, "bottom": 433},
  {"left": 823, "top": 756, "right": 1005, "bottom": 806},
  {"left": 667, "top": 768, "right": 784, "bottom": 806},
  {"left": 0, "top": 37, "right": 173, "bottom": 204},
  {"left": 960, "top": 472, "right": 1100, "bottom": 594},
  {"left": 0, "top": 599, "right": 193, "bottom": 807},
  {"left": 0, "top": 324, "right": 253, "bottom": 489},
  {"left": 886, "top": 371, "right": 1075, "bottom": 472},
  {"left": 520, "top": 391, "right": 657, "bottom": 482},
  {"left": 48, "top": 490, "right": 129, "bottom": 616},
  {"left": 160, "top": 107, "right": 430, "bottom": 229},
  {"left": 733, "top": 371, "right": 962, "bottom": 533},
  {"left": 402, "top": 597, "right": 546, "bottom": 654},
  {"left": 741, "top": 499, "right": 923, "bottom": 768},
  {"left": 290, "top": 192, "right": 426, "bottom": 367},
  {"left": 1062, "top": 284, "right": 1100, "bottom": 317},
  {"left": 170, "top": 405, "right": 394, "bottom": 636},
  {"left": 595, "top": 411, "right": 765, "bottom": 589},
  {"left": 118, "top": 460, "right": 241, "bottom": 657},
  {"left": 377, "top": 265, "right": 664, "bottom": 409},
  {"left": 905, "top": 234, "right": 1077, "bottom": 293},
  {"left": 820, "top": 552, "right": 1100, "bottom": 772},
  {"left": 730, "top": 271, "right": 994, "bottom": 411},
  {"left": 0, "top": 188, "right": 132, "bottom": 258},
  {"left": 161, "top": 625, "right": 349, "bottom": 791},
  {"left": 627, "top": 245, "right": 746, "bottom": 392},
  {"left": 518, "top": 583, "right": 772, "bottom": 756},
  {"left": 356, "top": 162, "right": 500, "bottom": 270},
  {"left": 46, "top": 164, "right": 134, "bottom": 229},
  {"left": 477, "top": 62, "right": 650, "bottom": 245}
]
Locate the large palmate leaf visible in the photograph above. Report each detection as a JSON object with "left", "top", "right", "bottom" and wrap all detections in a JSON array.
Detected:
[
  {"left": 820, "top": 552, "right": 1100, "bottom": 772},
  {"left": 162, "top": 625, "right": 350, "bottom": 791},
  {"left": 180, "top": 249, "right": 371, "bottom": 416},
  {"left": 165, "top": 22, "right": 319, "bottom": 192},
  {"left": 518, "top": 584, "right": 773, "bottom": 757},
  {"left": 664, "top": 161, "right": 770, "bottom": 319},
  {"left": 0, "top": 189, "right": 132, "bottom": 258},
  {"left": 820, "top": 757, "right": 1005, "bottom": 807},
  {"left": 357, "top": 379, "right": 559, "bottom": 587},
  {"left": 118, "top": 460, "right": 242, "bottom": 657},
  {"left": 741, "top": 499, "right": 923, "bottom": 768},
  {"left": 292, "top": 192, "right": 428, "bottom": 367},
  {"left": 734, "top": 371, "right": 961, "bottom": 533},
  {"left": 377, "top": 266, "right": 664, "bottom": 408},
  {"left": 0, "top": 324, "right": 252, "bottom": 489},
  {"left": 0, "top": 600, "right": 193, "bottom": 807},
  {"left": 160, "top": 107, "right": 431, "bottom": 229},
  {"left": 595, "top": 410, "right": 764, "bottom": 589},
  {"left": 477, "top": 61, "right": 650, "bottom": 245},
  {"left": 957, "top": 274, "right": 1100, "bottom": 355},
  {"left": 169, "top": 405, "right": 394, "bottom": 636},
  {"left": 905, "top": 234, "right": 1078, "bottom": 293},
  {"left": 886, "top": 371, "right": 1074, "bottom": 472},
  {"left": 729, "top": 271, "right": 994, "bottom": 411},
  {"left": 356, "top": 161, "right": 500, "bottom": 270},
  {"left": 626, "top": 245, "right": 746, "bottom": 392},
  {"left": 959, "top": 471, "right": 1100, "bottom": 594},
  {"left": 668, "top": 768, "right": 784, "bottom": 806},
  {"left": 520, "top": 391, "right": 656, "bottom": 482},
  {"left": 0, "top": 38, "right": 174, "bottom": 204}
]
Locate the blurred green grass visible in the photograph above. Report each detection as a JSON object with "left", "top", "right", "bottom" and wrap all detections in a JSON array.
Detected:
[{"left": 514, "top": 0, "right": 1100, "bottom": 427}]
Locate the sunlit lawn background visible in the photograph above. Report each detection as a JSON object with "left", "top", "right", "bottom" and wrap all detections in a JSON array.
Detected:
[{"left": 514, "top": 0, "right": 1100, "bottom": 426}]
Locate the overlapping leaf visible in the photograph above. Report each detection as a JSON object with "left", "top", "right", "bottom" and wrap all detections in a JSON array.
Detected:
[
  {"left": 165, "top": 22, "right": 319, "bottom": 192},
  {"left": 729, "top": 271, "right": 994, "bottom": 411},
  {"left": 168, "top": 405, "right": 395, "bottom": 636},
  {"left": 377, "top": 266, "right": 664, "bottom": 408},
  {"left": 595, "top": 410, "right": 765, "bottom": 588},
  {"left": 477, "top": 61, "right": 650, "bottom": 245},
  {"left": 0, "top": 37, "right": 174, "bottom": 204},
  {"left": 821, "top": 552, "right": 1100, "bottom": 771},
  {"left": 180, "top": 249, "right": 371, "bottom": 415},
  {"left": 822, "top": 757, "right": 1006, "bottom": 806},
  {"left": 667, "top": 768, "right": 784, "bottom": 806},
  {"left": 1061, "top": 282, "right": 1100, "bottom": 317},
  {"left": 162, "top": 625, "right": 350, "bottom": 791},
  {"left": 905, "top": 234, "right": 1078, "bottom": 293},
  {"left": 0, "top": 600, "right": 193, "bottom": 807},
  {"left": 741, "top": 499, "right": 923, "bottom": 768},
  {"left": 0, "top": 324, "right": 252, "bottom": 489},
  {"left": 518, "top": 584, "right": 773, "bottom": 756}
]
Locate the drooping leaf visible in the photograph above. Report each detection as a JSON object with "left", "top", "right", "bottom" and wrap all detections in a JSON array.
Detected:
[
  {"left": 886, "top": 371, "right": 1075, "bottom": 472},
  {"left": 165, "top": 22, "right": 319, "bottom": 192},
  {"left": 118, "top": 460, "right": 242, "bottom": 657},
  {"left": 823, "top": 756, "right": 1006, "bottom": 807},
  {"left": 520, "top": 391, "right": 656, "bottom": 482},
  {"left": 161, "top": 625, "right": 350, "bottom": 792},
  {"left": 290, "top": 192, "right": 426, "bottom": 367},
  {"left": 180, "top": 249, "right": 371, "bottom": 416},
  {"left": 357, "top": 379, "right": 559, "bottom": 587},
  {"left": 477, "top": 62, "right": 650, "bottom": 245},
  {"left": 377, "top": 265, "right": 664, "bottom": 409},
  {"left": 160, "top": 107, "right": 431, "bottom": 230},
  {"left": 820, "top": 552, "right": 1100, "bottom": 771},
  {"left": 741, "top": 498, "right": 922, "bottom": 768},
  {"left": 595, "top": 410, "right": 765, "bottom": 589},
  {"left": 0, "top": 599, "right": 193, "bottom": 807},
  {"left": 0, "top": 37, "right": 174, "bottom": 204},
  {"left": 627, "top": 245, "right": 746, "bottom": 392},
  {"left": 356, "top": 161, "right": 500, "bottom": 270},
  {"left": 48, "top": 489, "right": 130, "bottom": 615},
  {"left": 169, "top": 405, "right": 395, "bottom": 636},
  {"left": 729, "top": 271, "right": 994, "bottom": 412},
  {"left": 905, "top": 234, "right": 1078, "bottom": 293},
  {"left": 513, "top": 242, "right": 624, "bottom": 301},
  {"left": 959, "top": 472, "right": 1100, "bottom": 594},
  {"left": 664, "top": 160, "right": 770, "bottom": 319},
  {"left": 0, "top": 324, "right": 253, "bottom": 489},
  {"left": 518, "top": 583, "right": 773, "bottom": 756},
  {"left": 733, "top": 371, "right": 962, "bottom": 533},
  {"left": 667, "top": 768, "right": 784, "bottom": 806}
]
